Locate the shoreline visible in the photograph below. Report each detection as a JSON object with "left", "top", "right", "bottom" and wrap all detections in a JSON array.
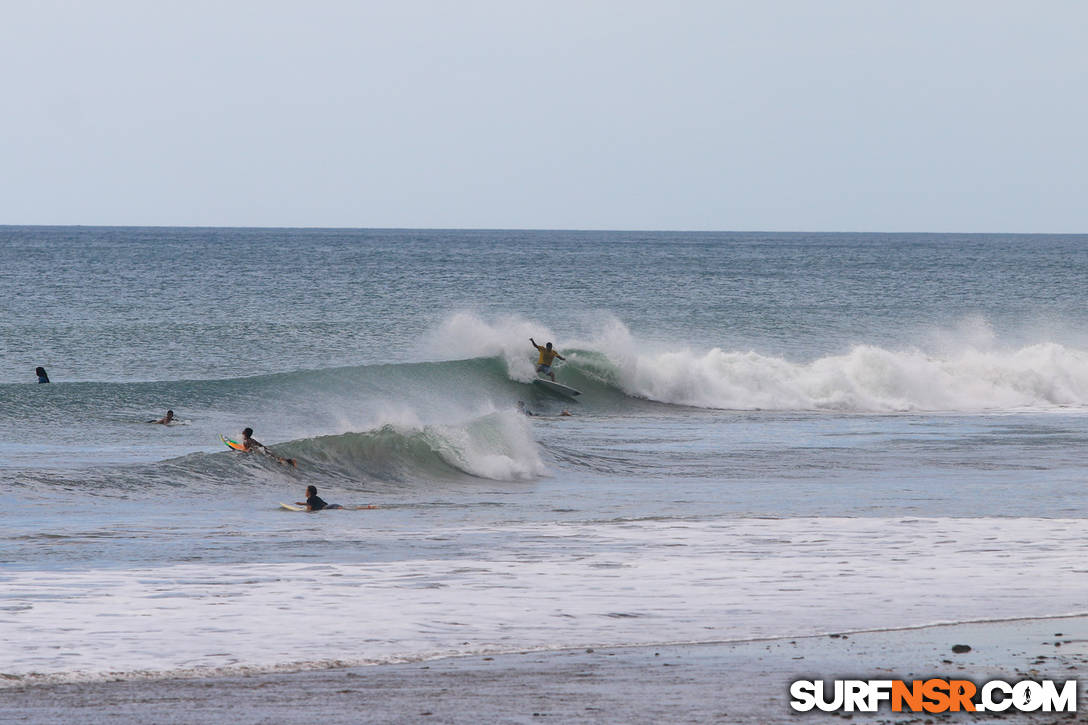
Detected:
[
  {"left": 5, "top": 611, "right": 1087, "bottom": 689},
  {"left": 3, "top": 615, "right": 1085, "bottom": 724}
]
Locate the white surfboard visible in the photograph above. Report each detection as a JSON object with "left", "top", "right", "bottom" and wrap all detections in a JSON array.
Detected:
[
  {"left": 279, "top": 502, "right": 306, "bottom": 511},
  {"left": 532, "top": 378, "right": 581, "bottom": 399}
]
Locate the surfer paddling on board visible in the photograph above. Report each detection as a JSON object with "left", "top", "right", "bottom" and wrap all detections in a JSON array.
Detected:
[
  {"left": 148, "top": 410, "right": 175, "bottom": 425},
  {"left": 296, "top": 485, "right": 341, "bottom": 511},
  {"left": 530, "top": 338, "right": 565, "bottom": 381},
  {"left": 241, "top": 427, "right": 263, "bottom": 451},
  {"left": 293, "top": 485, "right": 377, "bottom": 512},
  {"left": 242, "top": 427, "right": 297, "bottom": 467}
]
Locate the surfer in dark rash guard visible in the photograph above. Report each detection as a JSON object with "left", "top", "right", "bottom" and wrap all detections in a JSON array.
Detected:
[
  {"left": 530, "top": 338, "right": 565, "bottom": 381},
  {"left": 296, "top": 485, "right": 340, "bottom": 511},
  {"left": 293, "top": 485, "right": 377, "bottom": 511}
]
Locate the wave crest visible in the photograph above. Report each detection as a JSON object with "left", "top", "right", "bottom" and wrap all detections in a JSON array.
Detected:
[
  {"left": 274, "top": 410, "right": 545, "bottom": 483},
  {"left": 428, "top": 312, "right": 1088, "bottom": 412},
  {"left": 579, "top": 339, "right": 1088, "bottom": 412}
]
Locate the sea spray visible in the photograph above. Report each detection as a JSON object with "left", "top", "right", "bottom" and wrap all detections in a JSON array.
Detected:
[
  {"left": 596, "top": 341, "right": 1088, "bottom": 411},
  {"left": 423, "top": 312, "right": 555, "bottom": 382},
  {"left": 420, "top": 312, "right": 1088, "bottom": 412}
]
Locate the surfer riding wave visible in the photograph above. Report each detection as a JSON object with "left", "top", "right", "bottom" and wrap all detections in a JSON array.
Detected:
[{"left": 530, "top": 338, "right": 565, "bottom": 381}]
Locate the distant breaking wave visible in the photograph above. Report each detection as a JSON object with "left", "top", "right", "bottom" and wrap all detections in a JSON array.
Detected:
[
  {"left": 430, "top": 312, "right": 1088, "bottom": 413},
  {"left": 568, "top": 342, "right": 1088, "bottom": 412},
  {"left": 7, "top": 321, "right": 1088, "bottom": 491},
  {"left": 7, "top": 315, "right": 1088, "bottom": 454}
]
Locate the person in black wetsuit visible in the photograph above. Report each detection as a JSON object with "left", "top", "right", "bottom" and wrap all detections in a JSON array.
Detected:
[
  {"left": 296, "top": 485, "right": 342, "bottom": 511},
  {"left": 35, "top": 367, "right": 50, "bottom": 384}
]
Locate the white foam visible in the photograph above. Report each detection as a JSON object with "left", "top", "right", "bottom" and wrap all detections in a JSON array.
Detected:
[
  {"left": 427, "top": 410, "right": 546, "bottom": 480},
  {"left": 429, "top": 312, "right": 1088, "bottom": 412},
  {"left": 2, "top": 517, "right": 1085, "bottom": 684},
  {"left": 610, "top": 340, "right": 1088, "bottom": 411}
]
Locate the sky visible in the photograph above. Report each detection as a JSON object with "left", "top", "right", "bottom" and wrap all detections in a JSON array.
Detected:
[{"left": 1, "top": 1, "right": 1085, "bottom": 232}]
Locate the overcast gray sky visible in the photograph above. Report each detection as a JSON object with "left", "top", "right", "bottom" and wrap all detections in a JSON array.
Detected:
[{"left": 1, "top": 1, "right": 1085, "bottom": 231}]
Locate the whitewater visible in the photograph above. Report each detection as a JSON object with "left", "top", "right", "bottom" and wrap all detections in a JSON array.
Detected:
[{"left": 2, "top": 227, "right": 1087, "bottom": 684}]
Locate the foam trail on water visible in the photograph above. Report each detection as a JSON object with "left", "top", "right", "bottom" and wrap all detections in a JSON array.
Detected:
[{"left": 4, "top": 517, "right": 1086, "bottom": 683}]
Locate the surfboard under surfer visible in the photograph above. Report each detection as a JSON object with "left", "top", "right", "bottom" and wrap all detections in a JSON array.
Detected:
[
  {"left": 293, "top": 485, "right": 377, "bottom": 511},
  {"left": 530, "top": 338, "right": 565, "bottom": 381}
]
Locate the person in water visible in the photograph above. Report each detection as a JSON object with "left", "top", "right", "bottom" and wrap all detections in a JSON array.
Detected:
[
  {"left": 242, "top": 427, "right": 297, "bottom": 466},
  {"left": 242, "top": 427, "right": 263, "bottom": 451},
  {"left": 35, "top": 367, "right": 49, "bottom": 384},
  {"left": 149, "top": 410, "right": 175, "bottom": 425},
  {"left": 530, "top": 338, "right": 565, "bottom": 381},
  {"left": 296, "top": 485, "right": 342, "bottom": 511}
]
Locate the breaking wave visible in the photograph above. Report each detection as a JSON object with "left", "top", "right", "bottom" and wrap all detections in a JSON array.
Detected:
[{"left": 431, "top": 312, "right": 1088, "bottom": 412}]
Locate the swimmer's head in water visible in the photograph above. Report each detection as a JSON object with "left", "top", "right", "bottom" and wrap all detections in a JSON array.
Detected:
[
  {"left": 306, "top": 485, "right": 317, "bottom": 497},
  {"left": 243, "top": 427, "right": 253, "bottom": 437}
]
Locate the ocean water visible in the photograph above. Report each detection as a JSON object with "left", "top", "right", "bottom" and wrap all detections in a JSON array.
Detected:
[{"left": 2, "top": 227, "right": 1087, "bottom": 683}]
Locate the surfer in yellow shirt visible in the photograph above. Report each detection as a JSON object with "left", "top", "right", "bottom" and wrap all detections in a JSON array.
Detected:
[{"left": 530, "top": 337, "right": 565, "bottom": 381}]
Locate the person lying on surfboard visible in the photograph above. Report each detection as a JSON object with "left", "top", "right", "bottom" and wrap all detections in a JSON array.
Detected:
[
  {"left": 148, "top": 410, "right": 175, "bottom": 425},
  {"left": 296, "top": 485, "right": 341, "bottom": 511},
  {"left": 241, "top": 427, "right": 264, "bottom": 451},
  {"left": 242, "top": 427, "right": 297, "bottom": 467},
  {"left": 530, "top": 338, "right": 565, "bottom": 381},
  {"left": 293, "top": 485, "right": 378, "bottom": 511}
]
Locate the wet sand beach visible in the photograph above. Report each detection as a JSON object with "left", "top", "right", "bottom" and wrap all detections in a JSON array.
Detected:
[{"left": 4, "top": 615, "right": 1085, "bottom": 724}]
